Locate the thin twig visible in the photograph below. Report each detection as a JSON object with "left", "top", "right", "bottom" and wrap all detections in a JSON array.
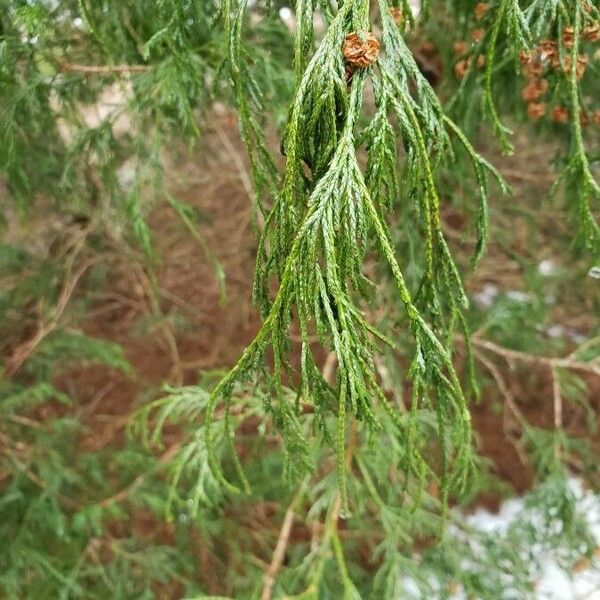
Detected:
[
  {"left": 470, "top": 336, "right": 600, "bottom": 378},
  {"left": 473, "top": 350, "right": 528, "bottom": 429},
  {"left": 473, "top": 349, "right": 530, "bottom": 466},
  {"left": 98, "top": 443, "right": 181, "bottom": 508},
  {"left": 1, "top": 440, "right": 78, "bottom": 509},
  {"left": 261, "top": 478, "right": 308, "bottom": 600},
  {"left": 566, "top": 335, "right": 600, "bottom": 361},
  {"left": 551, "top": 367, "right": 563, "bottom": 461},
  {"left": 322, "top": 351, "right": 337, "bottom": 386},
  {"left": 325, "top": 423, "right": 359, "bottom": 594},
  {"left": 552, "top": 368, "right": 563, "bottom": 430},
  {"left": 59, "top": 61, "right": 151, "bottom": 74},
  {"left": 4, "top": 255, "right": 101, "bottom": 377},
  {"left": 130, "top": 263, "right": 183, "bottom": 385},
  {"left": 214, "top": 123, "right": 256, "bottom": 215}
]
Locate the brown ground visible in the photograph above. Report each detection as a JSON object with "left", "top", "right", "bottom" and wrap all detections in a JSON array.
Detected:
[{"left": 61, "top": 117, "right": 261, "bottom": 453}]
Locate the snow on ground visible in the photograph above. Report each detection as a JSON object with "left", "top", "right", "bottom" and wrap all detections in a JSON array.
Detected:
[{"left": 458, "top": 479, "right": 600, "bottom": 599}]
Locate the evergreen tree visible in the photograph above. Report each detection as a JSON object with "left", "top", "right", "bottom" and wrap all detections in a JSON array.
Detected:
[{"left": 1, "top": 1, "right": 599, "bottom": 598}]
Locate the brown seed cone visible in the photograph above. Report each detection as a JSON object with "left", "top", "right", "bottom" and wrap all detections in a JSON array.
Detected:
[
  {"left": 390, "top": 7, "right": 403, "bottom": 25},
  {"left": 576, "top": 54, "right": 589, "bottom": 80},
  {"left": 583, "top": 22, "right": 600, "bottom": 42},
  {"left": 474, "top": 2, "right": 488, "bottom": 20},
  {"left": 538, "top": 40, "right": 557, "bottom": 60},
  {"left": 454, "top": 59, "right": 470, "bottom": 80},
  {"left": 551, "top": 106, "right": 569, "bottom": 123},
  {"left": 527, "top": 102, "right": 546, "bottom": 120},
  {"left": 522, "top": 78, "right": 548, "bottom": 102},
  {"left": 550, "top": 53, "right": 561, "bottom": 70},
  {"left": 521, "top": 47, "right": 546, "bottom": 78},
  {"left": 471, "top": 28, "right": 485, "bottom": 42},
  {"left": 419, "top": 41, "right": 437, "bottom": 56},
  {"left": 592, "top": 110, "right": 600, "bottom": 126},
  {"left": 454, "top": 40, "right": 468, "bottom": 57},
  {"left": 557, "top": 54, "right": 588, "bottom": 80},
  {"left": 343, "top": 32, "right": 380, "bottom": 69},
  {"left": 524, "top": 58, "right": 545, "bottom": 78},
  {"left": 563, "top": 26, "right": 575, "bottom": 49},
  {"left": 519, "top": 50, "right": 533, "bottom": 65},
  {"left": 560, "top": 56, "right": 573, "bottom": 74}
]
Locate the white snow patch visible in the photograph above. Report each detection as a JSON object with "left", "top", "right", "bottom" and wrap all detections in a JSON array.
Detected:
[
  {"left": 506, "top": 290, "right": 531, "bottom": 303},
  {"left": 460, "top": 478, "right": 600, "bottom": 600},
  {"left": 409, "top": 0, "right": 421, "bottom": 18},
  {"left": 279, "top": 7, "right": 292, "bottom": 21},
  {"left": 399, "top": 478, "right": 600, "bottom": 599},
  {"left": 538, "top": 259, "right": 556, "bottom": 276},
  {"left": 473, "top": 283, "right": 499, "bottom": 308}
]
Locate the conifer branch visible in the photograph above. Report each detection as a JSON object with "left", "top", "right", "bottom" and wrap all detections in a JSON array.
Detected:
[{"left": 199, "top": 0, "right": 503, "bottom": 511}]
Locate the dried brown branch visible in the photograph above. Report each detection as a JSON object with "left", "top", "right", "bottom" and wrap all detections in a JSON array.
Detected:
[
  {"left": 552, "top": 368, "right": 563, "bottom": 430},
  {"left": 321, "top": 351, "right": 338, "bottom": 386},
  {"left": 0, "top": 432, "right": 78, "bottom": 509},
  {"left": 261, "top": 478, "right": 308, "bottom": 600},
  {"left": 129, "top": 263, "right": 183, "bottom": 385},
  {"left": 473, "top": 349, "right": 529, "bottom": 465},
  {"left": 59, "top": 61, "right": 151, "bottom": 74},
  {"left": 470, "top": 336, "right": 600, "bottom": 378},
  {"left": 551, "top": 367, "right": 563, "bottom": 460},
  {"left": 98, "top": 442, "right": 181, "bottom": 508},
  {"left": 473, "top": 350, "right": 527, "bottom": 426},
  {"left": 4, "top": 254, "right": 101, "bottom": 378}
]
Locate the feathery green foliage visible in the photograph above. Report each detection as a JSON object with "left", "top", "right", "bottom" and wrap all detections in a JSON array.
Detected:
[{"left": 205, "top": 0, "right": 513, "bottom": 515}]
